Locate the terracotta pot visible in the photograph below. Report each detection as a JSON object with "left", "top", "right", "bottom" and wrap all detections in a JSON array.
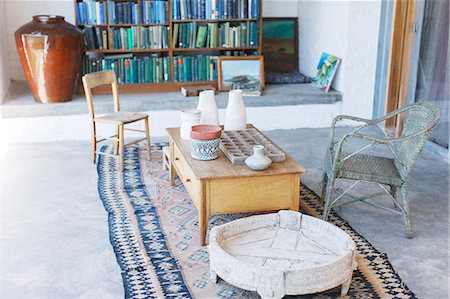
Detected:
[
  {"left": 15, "top": 15, "right": 83, "bottom": 103},
  {"left": 190, "top": 125, "right": 222, "bottom": 140}
]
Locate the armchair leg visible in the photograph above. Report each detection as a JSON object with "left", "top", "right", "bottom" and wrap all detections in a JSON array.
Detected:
[
  {"left": 389, "top": 185, "right": 398, "bottom": 208},
  {"left": 322, "top": 176, "right": 336, "bottom": 221},
  {"left": 400, "top": 184, "right": 413, "bottom": 238},
  {"left": 320, "top": 173, "right": 328, "bottom": 205}
]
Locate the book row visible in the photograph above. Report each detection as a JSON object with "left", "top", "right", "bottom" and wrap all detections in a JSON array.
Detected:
[
  {"left": 141, "top": 0, "right": 169, "bottom": 24},
  {"left": 173, "top": 55, "right": 217, "bottom": 82},
  {"left": 76, "top": 0, "right": 107, "bottom": 24},
  {"left": 110, "top": 27, "right": 140, "bottom": 50},
  {"left": 173, "top": 21, "right": 258, "bottom": 48},
  {"left": 108, "top": 0, "right": 139, "bottom": 24},
  {"left": 83, "top": 26, "right": 108, "bottom": 50},
  {"left": 81, "top": 55, "right": 171, "bottom": 84},
  {"left": 80, "top": 54, "right": 218, "bottom": 83},
  {"left": 172, "top": 0, "right": 260, "bottom": 20}
]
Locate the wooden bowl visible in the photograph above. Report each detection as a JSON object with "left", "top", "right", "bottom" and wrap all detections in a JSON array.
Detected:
[{"left": 191, "top": 125, "right": 222, "bottom": 140}]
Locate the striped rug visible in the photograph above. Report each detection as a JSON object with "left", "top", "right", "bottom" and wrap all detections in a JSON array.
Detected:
[{"left": 97, "top": 145, "right": 416, "bottom": 299}]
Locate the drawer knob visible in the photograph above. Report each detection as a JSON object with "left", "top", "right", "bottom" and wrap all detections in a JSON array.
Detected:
[
  {"left": 175, "top": 157, "right": 180, "bottom": 161},
  {"left": 186, "top": 178, "right": 191, "bottom": 183}
]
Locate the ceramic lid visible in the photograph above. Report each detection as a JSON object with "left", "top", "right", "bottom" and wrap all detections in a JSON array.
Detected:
[{"left": 191, "top": 125, "right": 222, "bottom": 140}]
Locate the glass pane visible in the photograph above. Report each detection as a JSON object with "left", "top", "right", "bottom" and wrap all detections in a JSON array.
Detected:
[{"left": 415, "top": 0, "right": 449, "bottom": 148}]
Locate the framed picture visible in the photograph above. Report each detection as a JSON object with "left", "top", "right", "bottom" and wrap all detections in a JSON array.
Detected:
[
  {"left": 312, "top": 53, "right": 341, "bottom": 93},
  {"left": 218, "top": 56, "right": 265, "bottom": 92},
  {"left": 262, "top": 18, "right": 298, "bottom": 73}
]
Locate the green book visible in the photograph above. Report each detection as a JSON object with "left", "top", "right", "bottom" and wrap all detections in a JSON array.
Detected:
[
  {"left": 163, "top": 57, "right": 169, "bottom": 82},
  {"left": 127, "top": 27, "right": 133, "bottom": 50},
  {"left": 183, "top": 57, "right": 188, "bottom": 82},
  {"left": 173, "top": 23, "right": 179, "bottom": 47},
  {"left": 152, "top": 57, "right": 157, "bottom": 83},
  {"left": 196, "top": 25, "right": 207, "bottom": 48}
]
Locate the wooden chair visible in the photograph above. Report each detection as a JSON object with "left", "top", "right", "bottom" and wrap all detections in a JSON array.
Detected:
[{"left": 82, "top": 70, "right": 151, "bottom": 170}]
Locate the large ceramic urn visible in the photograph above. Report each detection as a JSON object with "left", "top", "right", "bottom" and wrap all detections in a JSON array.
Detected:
[{"left": 15, "top": 15, "right": 83, "bottom": 103}]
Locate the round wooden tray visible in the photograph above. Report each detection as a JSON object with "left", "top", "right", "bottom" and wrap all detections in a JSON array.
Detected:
[{"left": 209, "top": 211, "right": 357, "bottom": 299}]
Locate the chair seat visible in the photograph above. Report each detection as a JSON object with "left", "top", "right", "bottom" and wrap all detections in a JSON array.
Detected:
[
  {"left": 95, "top": 111, "right": 148, "bottom": 124},
  {"left": 327, "top": 152, "right": 403, "bottom": 186}
]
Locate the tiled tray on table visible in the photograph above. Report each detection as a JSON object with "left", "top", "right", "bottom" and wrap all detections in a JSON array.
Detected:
[{"left": 219, "top": 128, "right": 286, "bottom": 165}]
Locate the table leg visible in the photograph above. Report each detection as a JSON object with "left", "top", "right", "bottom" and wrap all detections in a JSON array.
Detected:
[
  {"left": 199, "top": 182, "right": 209, "bottom": 246},
  {"left": 290, "top": 173, "right": 301, "bottom": 211},
  {"left": 169, "top": 140, "right": 176, "bottom": 186}
]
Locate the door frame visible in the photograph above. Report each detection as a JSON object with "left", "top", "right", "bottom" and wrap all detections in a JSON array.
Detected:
[{"left": 385, "top": 0, "right": 417, "bottom": 133}]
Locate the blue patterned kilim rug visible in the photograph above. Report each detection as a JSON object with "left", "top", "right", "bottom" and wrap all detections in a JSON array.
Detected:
[{"left": 97, "top": 145, "right": 416, "bottom": 299}]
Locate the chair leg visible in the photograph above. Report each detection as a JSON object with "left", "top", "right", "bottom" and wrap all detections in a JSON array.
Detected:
[
  {"left": 144, "top": 117, "right": 151, "bottom": 160},
  {"left": 120, "top": 125, "right": 125, "bottom": 172},
  {"left": 400, "top": 184, "right": 413, "bottom": 238},
  {"left": 91, "top": 125, "right": 97, "bottom": 164},
  {"left": 114, "top": 125, "right": 119, "bottom": 155},
  {"left": 322, "top": 176, "right": 336, "bottom": 221},
  {"left": 320, "top": 173, "right": 328, "bottom": 205},
  {"left": 389, "top": 185, "right": 398, "bottom": 208}
]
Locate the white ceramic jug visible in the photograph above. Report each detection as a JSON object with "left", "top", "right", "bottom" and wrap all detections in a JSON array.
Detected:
[
  {"left": 224, "top": 89, "right": 246, "bottom": 131},
  {"left": 180, "top": 109, "right": 201, "bottom": 140},
  {"left": 197, "top": 90, "right": 219, "bottom": 125}
]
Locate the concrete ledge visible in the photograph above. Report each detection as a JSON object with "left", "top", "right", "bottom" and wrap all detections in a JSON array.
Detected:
[{"left": 1, "top": 81, "right": 342, "bottom": 119}]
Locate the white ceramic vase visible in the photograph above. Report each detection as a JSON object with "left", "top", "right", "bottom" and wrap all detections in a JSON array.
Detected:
[
  {"left": 224, "top": 89, "right": 246, "bottom": 131},
  {"left": 197, "top": 90, "right": 219, "bottom": 125},
  {"left": 180, "top": 109, "right": 201, "bottom": 140},
  {"left": 244, "top": 145, "right": 272, "bottom": 171}
]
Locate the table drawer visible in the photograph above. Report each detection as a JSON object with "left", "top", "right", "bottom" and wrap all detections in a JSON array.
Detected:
[
  {"left": 173, "top": 144, "right": 202, "bottom": 209},
  {"left": 209, "top": 174, "right": 294, "bottom": 214}
]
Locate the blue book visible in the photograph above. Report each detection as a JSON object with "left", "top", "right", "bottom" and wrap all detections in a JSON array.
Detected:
[
  {"left": 149, "top": 1, "right": 154, "bottom": 23},
  {"left": 117, "top": 3, "right": 124, "bottom": 24},
  {"left": 108, "top": 1, "right": 113, "bottom": 23},
  {"left": 200, "top": 0, "right": 206, "bottom": 19},
  {"left": 131, "top": 3, "right": 136, "bottom": 24},
  {"left": 177, "top": 0, "right": 181, "bottom": 19},
  {"left": 158, "top": 1, "right": 163, "bottom": 23},
  {"left": 218, "top": 0, "right": 223, "bottom": 19},
  {"left": 100, "top": 2, "right": 105, "bottom": 24},
  {"left": 76, "top": 3, "right": 81, "bottom": 23}
]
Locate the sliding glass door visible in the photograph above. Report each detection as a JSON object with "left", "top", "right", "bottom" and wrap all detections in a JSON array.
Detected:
[{"left": 410, "top": 0, "right": 449, "bottom": 149}]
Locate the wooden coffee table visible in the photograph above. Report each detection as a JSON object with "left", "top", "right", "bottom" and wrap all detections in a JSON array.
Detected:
[{"left": 166, "top": 125, "right": 305, "bottom": 245}]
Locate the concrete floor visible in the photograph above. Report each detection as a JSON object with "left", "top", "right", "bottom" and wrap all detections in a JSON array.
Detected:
[{"left": 1, "top": 128, "right": 449, "bottom": 298}]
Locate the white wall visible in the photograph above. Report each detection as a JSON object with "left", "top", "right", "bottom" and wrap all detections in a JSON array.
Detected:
[
  {"left": 5, "top": 0, "right": 75, "bottom": 81},
  {"left": 0, "top": 1, "right": 11, "bottom": 102},
  {"left": 264, "top": 0, "right": 298, "bottom": 17},
  {"left": 298, "top": 0, "right": 381, "bottom": 118}
]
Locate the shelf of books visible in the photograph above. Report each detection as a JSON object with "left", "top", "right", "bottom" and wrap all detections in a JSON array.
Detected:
[{"left": 75, "top": 0, "right": 262, "bottom": 93}]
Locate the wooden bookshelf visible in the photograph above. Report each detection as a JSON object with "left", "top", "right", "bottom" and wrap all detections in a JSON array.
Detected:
[{"left": 74, "top": 0, "right": 263, "bottom": 94}]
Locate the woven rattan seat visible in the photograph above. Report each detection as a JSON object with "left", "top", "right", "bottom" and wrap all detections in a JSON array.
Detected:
[{"left": 337, "top": 153, "right": 402, "bottom": 186}]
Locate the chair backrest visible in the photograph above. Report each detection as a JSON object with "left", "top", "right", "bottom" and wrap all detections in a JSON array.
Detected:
[
  {"left": 82, "top": 70, "right": 121, "bottom": 120},
  {"left": 393, "top": 102, "right": 440, "bottom": 179}
]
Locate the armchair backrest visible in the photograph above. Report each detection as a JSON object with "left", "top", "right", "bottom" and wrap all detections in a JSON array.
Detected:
[
  {"left": 393, "top": 103, "right": 440, "bottom": 179},
  {"left": 82, "top": 70, "right": 120, "bottom": 120}
]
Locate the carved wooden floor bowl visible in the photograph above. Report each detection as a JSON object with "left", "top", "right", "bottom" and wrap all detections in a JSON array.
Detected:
[{"left": 209, "top": 210, "right": 357, "bottom": 299}]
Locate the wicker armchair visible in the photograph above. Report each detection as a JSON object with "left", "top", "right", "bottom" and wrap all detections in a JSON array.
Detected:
[{"left": 321, "top": 102, "right": 440, "bottom": 238}]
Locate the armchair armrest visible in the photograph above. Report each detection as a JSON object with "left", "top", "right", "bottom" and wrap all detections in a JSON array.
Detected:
[
  {"left": 332, "top": 115, "right": 374, "bottom": 127},
  {"left": 328, "top": 115, "right": 373, "bottom": 152}
]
